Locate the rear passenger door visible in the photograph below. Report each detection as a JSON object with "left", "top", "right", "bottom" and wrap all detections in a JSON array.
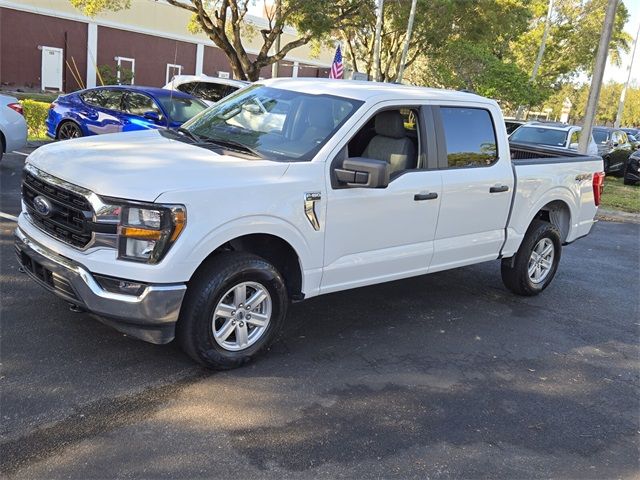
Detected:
[{"left": 429, "top": 105, "right": 514, "bottom": 272}]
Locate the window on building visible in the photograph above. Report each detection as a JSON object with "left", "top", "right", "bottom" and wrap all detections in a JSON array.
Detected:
[
  {"left": 166, "top": 64, "right": 182, "bottom": 84},
  {"left": 439, "top": 107, "right": 498, "bottom": 168},
  {"left": 116, "top": 56, "right": 135, "bottom": 85}
]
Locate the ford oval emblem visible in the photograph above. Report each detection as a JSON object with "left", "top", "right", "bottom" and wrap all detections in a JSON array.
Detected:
[{"left": 33, "top": 195, "right": 53, "bottom": 217}]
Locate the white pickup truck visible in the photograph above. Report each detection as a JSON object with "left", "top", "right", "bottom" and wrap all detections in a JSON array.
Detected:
[{"left": 15, "top": 79, "right": 604, "bottom": 369}]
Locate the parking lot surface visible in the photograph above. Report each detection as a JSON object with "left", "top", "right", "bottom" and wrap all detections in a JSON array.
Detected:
[{"left": 1, "top": 149, "right": 639, "bottom": 479}]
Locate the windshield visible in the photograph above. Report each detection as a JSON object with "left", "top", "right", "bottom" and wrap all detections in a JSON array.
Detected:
[
  {"left": 510, "top": 126, "right": 568, "bottom": 147},
  {"left": 158, "top": 96, "right": 207, "bottom": 123},
  {"left": 181, "top": 85, "right": 362, "bottom": 161},
  {"left": 592, "top": 130, "right": 609, "bottom": 144}
]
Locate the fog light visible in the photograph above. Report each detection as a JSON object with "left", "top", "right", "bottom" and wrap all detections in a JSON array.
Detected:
[{"left": 95, "top": 275, "right": 147, "bottom": 296}]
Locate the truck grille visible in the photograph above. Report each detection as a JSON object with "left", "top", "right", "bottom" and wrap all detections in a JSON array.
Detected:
[{"left": 22, "top": 170, "right": 94, "bottom": 248}]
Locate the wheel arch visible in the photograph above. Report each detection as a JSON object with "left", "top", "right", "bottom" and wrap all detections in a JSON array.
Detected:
[
  {"left": 532, "top": 199, "right": 572, "bottom": 243},
  {"left": 56, "top": 118, "right": 83, "bottom": 137},
  {"left": 0, "top": 129, "right": 5, "bottom": 153},
  {"left": 189, "top": 231, "right": 306, "bottom": 301}
]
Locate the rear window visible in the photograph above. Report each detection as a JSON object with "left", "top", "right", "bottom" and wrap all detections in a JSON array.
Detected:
[
  {"left": 158, "top": 96, "right": 207, "bottom": 123},
  {"left": 177, "top": 82, "right": 239, "bottom": 103},
  {"left": 510, "top": 126, "right": 568, "bottom": 148},
  {"left": 592, "top": 130, "right": 609, "bottom": 144},
  {"left": 440, "top": 107, "right": 498, "bottom": 168}
]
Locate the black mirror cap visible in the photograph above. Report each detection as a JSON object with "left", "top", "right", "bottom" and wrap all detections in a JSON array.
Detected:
[{"left": 336, "top": 157, "right": 390, "bottom": 188}]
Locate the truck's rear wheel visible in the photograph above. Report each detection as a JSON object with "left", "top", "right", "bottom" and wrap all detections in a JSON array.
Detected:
[
  {"left": 501, "top": 219, "right": 561, "bottom": 296},
  {"left": 177, "top": 252, "right": 288, "bottom": 369}
]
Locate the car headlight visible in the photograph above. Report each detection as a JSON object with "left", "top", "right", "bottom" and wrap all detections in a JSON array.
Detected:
[{"left": 116, "top": 204, "right": 186, "bottom": 264}]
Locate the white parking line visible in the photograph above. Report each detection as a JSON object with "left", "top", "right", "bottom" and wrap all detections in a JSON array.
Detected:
[
  {"left": 11, "top": 151, "right": 29, "bottom": 156},
  {"left": 0, "top": 212, "right": 18, "bottom": 222}
]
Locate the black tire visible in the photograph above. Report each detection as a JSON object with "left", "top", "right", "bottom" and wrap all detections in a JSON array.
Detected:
[
  {"left": 177, "top": 252, "right": 288, "bottom": 370},
  {"left": 501, "top": 219, "right": 562, "bottom": 296},
  {"left": 56, "top": 121, "right": 82, "bottom": 140}
]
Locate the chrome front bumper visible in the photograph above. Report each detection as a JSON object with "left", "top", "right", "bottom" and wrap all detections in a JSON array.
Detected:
[{"left": 14, "top": 227, "right": 186, "bottom": 344}]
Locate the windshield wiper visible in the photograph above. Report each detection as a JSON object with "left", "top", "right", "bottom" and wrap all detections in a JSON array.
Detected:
[
  {"left": 174, "top": 126, "right": 202, "bottom": 143},
  {"left": 202, "top": 138, "right": 264, "bottom": 159}
]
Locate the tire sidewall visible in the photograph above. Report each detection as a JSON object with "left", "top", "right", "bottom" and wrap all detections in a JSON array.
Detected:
[
  {"left": 521, "top": 222, "right": 562, "bottom": 294},
  {"left": 185, "top": 256, "right": 288, "bottom": 368}
]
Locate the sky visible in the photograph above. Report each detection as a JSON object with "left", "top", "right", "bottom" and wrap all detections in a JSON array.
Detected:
[{"left": 603, "top": 0, "right": 640, "bottom": 85}]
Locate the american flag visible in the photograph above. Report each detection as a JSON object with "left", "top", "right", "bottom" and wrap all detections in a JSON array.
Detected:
[{"left": 329, "top": 45, "right": 344, "bottom": 79}]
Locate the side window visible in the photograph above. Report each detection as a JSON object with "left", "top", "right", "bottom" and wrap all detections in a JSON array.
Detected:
[
  {"left": 176, "top": 81, "right": 198, "bottom": 96},
  {"left": 569, "top": 130, "right": 579, "bottom": 145},
  {"left": 439, "top": 107, "right": 498, "bottom": 168},
  {"left": 346, "top": 107, "right": 421, "bottom": 176},
  {"left": 101, "top": 90, "right": 125, "bottom": 111},
  {"left": 191, "top": 82, "right": 233, "bottom": 103},
  {"left": 124, "top": 92, "right": 161, "bottom": 116},
  {"left": 80, "top": 90, "right": 103, "bottom": 107}
]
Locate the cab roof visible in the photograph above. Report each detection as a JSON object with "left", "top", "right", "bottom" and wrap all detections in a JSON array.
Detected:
[{"left": 260, "top": 77, "right": 495, "bottom": 105}]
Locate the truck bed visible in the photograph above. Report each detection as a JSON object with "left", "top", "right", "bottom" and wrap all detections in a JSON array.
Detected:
[{"left": 509, "top": 142, "right": 602, "bottom": 164}]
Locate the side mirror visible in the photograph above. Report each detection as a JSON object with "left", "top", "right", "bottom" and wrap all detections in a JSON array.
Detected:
[
  {"left": 335, "top": 157, "right": 390, "bottom": 188},
  {"left": 143, "top": 111, "right": 162, "bottom": 123},
  {"left": 569, "top": 142, "right": 579, "bottom": 150}
]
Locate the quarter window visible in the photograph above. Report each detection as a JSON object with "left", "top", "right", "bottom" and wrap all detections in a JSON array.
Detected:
[
  {"left": 80, "top": 89, "right": 124, "bottom": 111},
  {"left": 440, "top": 107, "right": 498, "bottom": 168}
]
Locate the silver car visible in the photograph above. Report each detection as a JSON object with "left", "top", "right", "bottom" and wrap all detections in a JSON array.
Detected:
[{"left": 0, "top": 94, "right": 28, "bottom": 161}]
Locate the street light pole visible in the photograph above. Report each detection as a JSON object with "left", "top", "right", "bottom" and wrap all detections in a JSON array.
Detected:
[
  {"left": 373, "top": 0, "right": 384, "bottom": 82},
  {"left": 578, "top": 0, "right": 619, "bottom": 154},
  {"left": 614, "top": 20, "right": 640, "bottom": 128}
]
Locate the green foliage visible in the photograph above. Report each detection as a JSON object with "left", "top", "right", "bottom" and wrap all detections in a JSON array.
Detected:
[
  {"left": 601, "top": 177, "right": 640, "bottom": 213},
  {"left": 69, "top": 0, "right": 130, "bottom": 16},
  {"left": 409, "top": 40, "right": 545, "bottom": 108},
  {"left": 97, "top": 65, "right": 133, "bottom": 85},
  {"left": 541, "top": 82, "right": 640, "bottom": 125},
  {"left": 511, "top": 0, "right": 631, "bottom": 86},
  {"left": 19, "top": 100, "right": 50, "bottom": 140}
]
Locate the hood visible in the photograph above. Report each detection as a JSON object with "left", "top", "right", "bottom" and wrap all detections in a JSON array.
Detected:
[{"left": 26, "top": 130, "right": 290, "bottom": 202}]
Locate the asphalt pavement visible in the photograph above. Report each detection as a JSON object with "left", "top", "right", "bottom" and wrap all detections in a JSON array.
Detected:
[{"left": 1, "top": 148, "right": 639, "bottom": 479}]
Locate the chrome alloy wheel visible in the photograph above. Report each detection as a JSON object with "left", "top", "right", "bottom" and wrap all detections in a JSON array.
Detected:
[
  {"left": 528, "top": 238, "right": 555, "bottom": 284},
  {"left": 211, "top": 281, "right": 272, "bottom": 352}
]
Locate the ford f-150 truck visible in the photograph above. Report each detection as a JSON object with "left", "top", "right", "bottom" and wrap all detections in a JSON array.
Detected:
[{"left": 15, "top": 79, "right": 605, "bottom": 369}]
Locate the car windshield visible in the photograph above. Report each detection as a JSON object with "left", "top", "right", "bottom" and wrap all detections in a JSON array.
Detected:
[
  {"left": 510, "top": 126, "right": 568, "bottom": 147},
  {"left": 158, "top": 96, "right": 208, "bottom": 123},
  {"left": 181, "top": 85, "right": 362, "bottom": 161},
  {"left": 592, "top": 130, "right": 609, "bottom": 144}
]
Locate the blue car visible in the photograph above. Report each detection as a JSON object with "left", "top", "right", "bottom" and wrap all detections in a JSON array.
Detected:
[{"left": 46, "top": 85, "right": 208, "bottom": 140}]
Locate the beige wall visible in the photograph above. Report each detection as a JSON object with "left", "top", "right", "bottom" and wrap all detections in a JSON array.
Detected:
[{"left": 5, "top": 0, "right": 333, "bottom": 66}]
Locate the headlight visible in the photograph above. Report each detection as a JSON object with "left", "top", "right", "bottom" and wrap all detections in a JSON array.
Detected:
[{"left": 117, "top": 204, "right": 186, "bottom": 264}]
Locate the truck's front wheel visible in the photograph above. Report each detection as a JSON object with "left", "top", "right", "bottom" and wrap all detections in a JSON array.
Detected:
[
  {"left": 501, "top": 219, "right": 561, "bottom": 296},
  {"left": 177, "top": 252, "right": 288, "bottom": 369}
]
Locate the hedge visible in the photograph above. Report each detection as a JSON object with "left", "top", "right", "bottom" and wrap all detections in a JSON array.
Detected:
[{"left": 20, "top": 99, "right": 50, "bottom": 140}]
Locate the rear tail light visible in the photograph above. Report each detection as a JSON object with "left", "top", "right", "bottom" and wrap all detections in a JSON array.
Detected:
[
  {"left": 7, "top": 103, "right": 23, "bottom": 115},
  {"left": 592, "top": 171, "right": 605, "bottom": 206}
]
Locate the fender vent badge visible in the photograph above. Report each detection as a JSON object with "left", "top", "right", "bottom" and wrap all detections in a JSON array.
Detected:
[{"left": 304, "top": 192, "right": 321, "bottom": 231}]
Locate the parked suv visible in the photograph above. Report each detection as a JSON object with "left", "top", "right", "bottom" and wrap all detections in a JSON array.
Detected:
[
  {"left": 592, "top": 127, "right": 634, "bottom": 176},
  {"left": 509, "top": 122, "right": 598, "bottom": 156},
  {"left": 163, "top": 74, "right": 249, "bottom": 105}
]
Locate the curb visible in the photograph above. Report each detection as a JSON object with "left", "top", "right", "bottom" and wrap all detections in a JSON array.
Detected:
[{"left": 596, "top": 208, "right": 640, "bottom": 224}]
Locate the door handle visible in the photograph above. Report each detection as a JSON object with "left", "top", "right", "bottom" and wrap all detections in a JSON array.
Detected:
[
  {"left": 414, "top": 192, "right": 438, "bottom": 201},
  {"left": 489, "top": 185, "right": 509, "bottom": 193}
]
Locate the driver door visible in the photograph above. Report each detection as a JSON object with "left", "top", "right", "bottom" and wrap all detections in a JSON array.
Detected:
[{"left": 320, "top": 105, "right": 442, "bottom": 294}]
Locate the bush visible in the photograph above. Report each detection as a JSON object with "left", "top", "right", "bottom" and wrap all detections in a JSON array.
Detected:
[{"left": 20, "top": 99, "right": 50, "bottom": 140}]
